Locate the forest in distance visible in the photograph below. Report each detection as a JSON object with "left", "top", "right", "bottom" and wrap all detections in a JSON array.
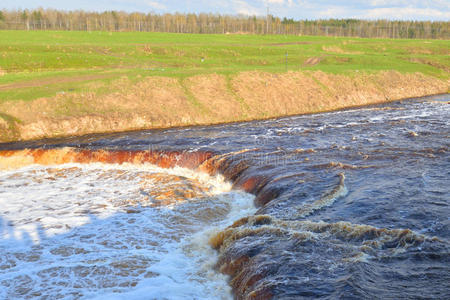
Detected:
[{"left": 0, "top": 8, "right": 449, "bottom": 39}]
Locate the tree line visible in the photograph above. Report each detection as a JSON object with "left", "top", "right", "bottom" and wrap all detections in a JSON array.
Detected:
[{"left": 0, "top": 9, "right": 448, "bottom": 39}]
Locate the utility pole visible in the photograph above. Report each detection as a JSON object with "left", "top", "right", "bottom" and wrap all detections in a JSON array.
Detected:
[
  {"left": 285, "top": 51, "right": 288, "bottom": 72},
  {"left": 266, "top": 7, "right": 269, "bottom": 34}
]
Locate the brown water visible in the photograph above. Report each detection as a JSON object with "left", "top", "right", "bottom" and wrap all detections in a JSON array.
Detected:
[{"left": 0, "top": 94, "right": 449, "bottom": 299}]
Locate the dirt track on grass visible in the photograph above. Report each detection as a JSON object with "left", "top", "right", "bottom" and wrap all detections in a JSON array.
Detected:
[{"left": 0, "top": 74, "right": 111, "bottom": 91}]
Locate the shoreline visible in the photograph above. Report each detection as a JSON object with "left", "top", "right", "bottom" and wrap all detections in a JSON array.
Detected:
[
  {"left": 0, "top": 92, "right": 447, "bottom": 149},
  {"left": 0, "top": 70, "right": 448, "bottom": 144}
]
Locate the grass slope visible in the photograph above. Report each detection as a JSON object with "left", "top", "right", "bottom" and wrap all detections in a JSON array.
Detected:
[{"left": 0, "top": 30, "right": 448, "bottom": 103}]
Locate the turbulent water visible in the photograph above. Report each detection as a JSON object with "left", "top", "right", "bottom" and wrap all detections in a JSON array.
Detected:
[{"left": 0, "top": 95, "right": 449, "bottom": 299}]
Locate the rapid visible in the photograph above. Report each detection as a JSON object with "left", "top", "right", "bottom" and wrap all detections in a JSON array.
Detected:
[{"left": 0, "top": 94, "right": 448, "bottom": 299}]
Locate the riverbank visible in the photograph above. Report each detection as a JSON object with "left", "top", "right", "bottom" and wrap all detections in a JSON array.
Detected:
[{"left": 0, "top": 70, "right": 448, "bottom": 142}]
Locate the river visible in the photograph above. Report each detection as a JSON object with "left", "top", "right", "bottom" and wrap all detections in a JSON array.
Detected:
[{"left": 0, "top": 94, "right": 449, "bottom": 299}]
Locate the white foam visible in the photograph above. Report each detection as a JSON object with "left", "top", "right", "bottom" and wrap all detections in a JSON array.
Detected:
[{"left": 0, "top": 163, "right": 256, "bottom": 299}]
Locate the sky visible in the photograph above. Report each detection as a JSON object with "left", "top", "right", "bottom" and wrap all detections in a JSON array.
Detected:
[{"left": 2, "top": 0, "right": 450, "bottom": 21}]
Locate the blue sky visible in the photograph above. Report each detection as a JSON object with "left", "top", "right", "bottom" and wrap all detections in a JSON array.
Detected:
[{"left": 2, "top": 0, "right": 450, "bottom": 21}]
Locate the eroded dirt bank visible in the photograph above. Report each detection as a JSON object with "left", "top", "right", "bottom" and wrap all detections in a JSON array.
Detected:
[{"left": 0, "top": 70, "right": 448, "bottom": 142}]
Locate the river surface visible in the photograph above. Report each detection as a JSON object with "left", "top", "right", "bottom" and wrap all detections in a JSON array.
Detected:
[{"left": 0, "top": 95, "right": 449, "bottom": 299}]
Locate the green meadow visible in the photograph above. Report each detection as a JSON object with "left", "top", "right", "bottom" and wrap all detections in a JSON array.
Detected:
[{"left": 0, "top": 30, "right": 448, "bottom": 102}]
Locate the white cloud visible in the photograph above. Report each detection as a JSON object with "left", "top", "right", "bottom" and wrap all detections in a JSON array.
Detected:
[
  {"left": 369, "top": 0, "right": 409, "bottom": 6},
  {"left": 367, "top": 0, "right": 449, "bottom": 9},
  {"left": 265, "top": 0, "right": 285, "bottom": 4},
  {"left": 263, "top": 0, "right": 295, "bottom": 6},
  {"left": 318, "top": 7, "right": 353, "bottom": 18},
  {"left": 232, "top": 0, "right": 263, "bottom": 15},
  {"left": 360, "top": 7, "right": 450, "bottom": 20},
  {"left": 146, "top": 1, "right": 166, "bottom": 10}
]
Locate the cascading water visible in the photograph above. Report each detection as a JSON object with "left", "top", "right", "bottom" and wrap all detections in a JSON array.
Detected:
[
  {"left": 0, "top": 162, "right": 255, "bottom": 299},
  {"left": 0, "top": 94, "right": 449, "bottom": 299}
]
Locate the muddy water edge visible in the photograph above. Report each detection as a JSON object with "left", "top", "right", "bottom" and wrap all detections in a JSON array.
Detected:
[{"left": 0, "top": 94, "right": 449, "bottom": 299}]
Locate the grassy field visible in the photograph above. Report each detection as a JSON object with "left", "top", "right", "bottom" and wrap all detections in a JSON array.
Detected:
[{"left": 0, "top": 30, "right": 449, "bottom": 102}]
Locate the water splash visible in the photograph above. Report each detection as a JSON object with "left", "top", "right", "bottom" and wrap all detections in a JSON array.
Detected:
[{"left": 0, "top": 163, "right": 256, "bottom": 299}]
